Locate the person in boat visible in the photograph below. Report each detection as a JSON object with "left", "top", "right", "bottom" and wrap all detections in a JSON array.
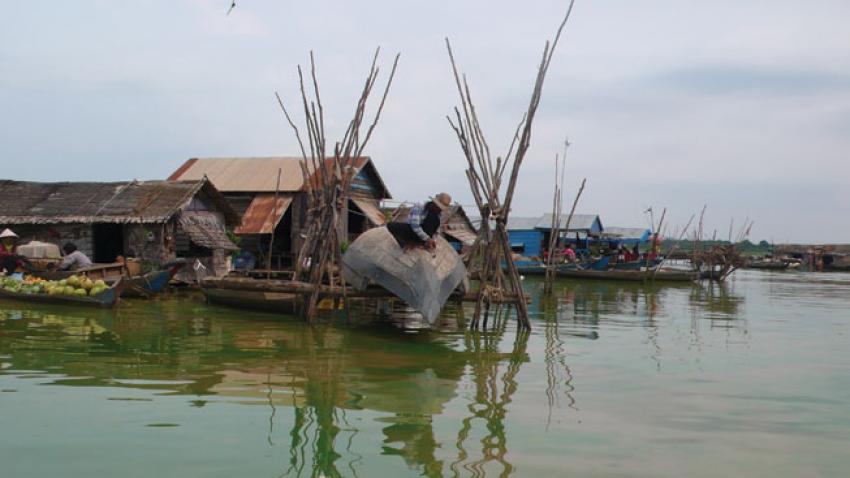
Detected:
[
  {"left": 0, "top": 229, "right": 25, "bottom": 274},
  {"left": 54, "top": 242, "right": 93, "bottom": 271},
  {"left": 387, "top": 193, "right": 452, "bottom": 252},
  {"left": 562, "top": 244, "right": 577, "bottom": 263}
]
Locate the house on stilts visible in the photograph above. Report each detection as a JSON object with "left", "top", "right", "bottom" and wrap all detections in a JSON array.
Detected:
[
  {"left": 168, "top": 157, "right": 391, "bottom": 270},
  {"left": 0, "top": 179, "right": 239, "bottom": 278}
]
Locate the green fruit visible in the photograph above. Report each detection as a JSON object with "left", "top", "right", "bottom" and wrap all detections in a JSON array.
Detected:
[
  {"left": 64, "top": 286, "right": 76, "bottom": 295},
  {"left": 74, "top": 289, "right": 87, "bottom": 297},
  {"left": 94, "top": 279, "right": 106, "bottom": 288},
  {"left": 58, "top": 279, "right": 67, "bottom": 286}
]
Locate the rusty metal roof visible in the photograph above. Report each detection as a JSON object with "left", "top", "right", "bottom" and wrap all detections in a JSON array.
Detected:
[
  {"left": 350, "top": 198, "right": 386, "bottom": 226},
  {"left": 168, "top": 157, "right": 306, "bottom": 192},
  {"left": 169, "top": 157, "right": 391, "bottom": 198},
  {"left": 234, "top": 193, "right": 294, "bottom": 235}
]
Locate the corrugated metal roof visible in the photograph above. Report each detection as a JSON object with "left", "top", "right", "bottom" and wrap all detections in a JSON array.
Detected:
[
  {"left": 169, "top": 157, "right": 306, "bottom": 193},
  {"left": 234, "top": 193, "right": 294, "bottom": 235},
  {"left": 350, "top": 198, "right": 386, "bottom": 226},
  {"left": 169, "top": 157, "right": 391, "bottom": 198},
  {"left": 0, "top": 179, "right": 237, "bottom": 225},
  {"left": 536, "top": 214, "right": 601, "bottom": 231},
  {"left": 443, "top": 226, "right": 477, "bottom": 245},
  {"left": 603, "top": 227, "right": 651, "bottom": 241},
  {"left": 507, "top": 216, "right": 542, "bottom": 231}
]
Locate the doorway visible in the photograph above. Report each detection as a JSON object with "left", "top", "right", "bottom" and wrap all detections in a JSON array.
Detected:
[{"left": 92, "top": 224, "right": 124, "bottom": 263}]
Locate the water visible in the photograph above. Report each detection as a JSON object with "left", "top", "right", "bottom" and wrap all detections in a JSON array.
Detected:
[{"left": 1, "top": 270, "right": 849, "bottom": 477}]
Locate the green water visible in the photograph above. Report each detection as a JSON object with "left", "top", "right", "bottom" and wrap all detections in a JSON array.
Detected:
[{"left": 1, "top": 271, "right": 849, "bottom": 477}]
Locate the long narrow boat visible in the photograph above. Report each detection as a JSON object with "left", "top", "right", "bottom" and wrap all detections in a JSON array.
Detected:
[
  {"left": 514, "top": 261, "right": 547, "bottom": 275},
  {"left": 745, "top": 260, "right": 789, "bottom": 270},
  {"left": 611, "top": 258, "right": 663, "bottom": 270},
  {"left": 0, "top": 278, "right": 124, "bottom": 308},
  {"left": 556, "top": 268, "right": 697, "bottom": 282},
  {"left": 201, "top": 285, "right": 298, "bottom": 313},
  {"left": 32, "top": 262, "right": 184, "bottom": 298}
]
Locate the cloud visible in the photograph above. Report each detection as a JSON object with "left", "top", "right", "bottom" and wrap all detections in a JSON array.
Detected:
[
  {"left": 654, "top": 66, "right": 850, "bottom": 96},
  {"left": 1, "top": 0, "right": 849, "bottom": 242}
]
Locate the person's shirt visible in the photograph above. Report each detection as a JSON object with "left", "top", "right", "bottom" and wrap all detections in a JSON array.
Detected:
[
  {"left": 0, "top": 243, "right": 16, "bottom": 256},
  {"left": 59, "top": 250, "right": 93, "bottom": 271},
  {"left": 407, "top": 203, "right": 431, "bottom": 242}
]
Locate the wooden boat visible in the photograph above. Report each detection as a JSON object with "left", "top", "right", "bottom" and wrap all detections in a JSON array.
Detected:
[
  {"left": 121, "top": 264, "right": 184, "bottom": 298},
  {"left": 745, "top": 260, "right": 789, "bottom": 270},
  {"left": 201, "top": 286, "right": 297, "bottom": 313},
  {"left": 611, "top": 258, "right": 662, "bottom": 270},
  {"left": 33, "top": 263, "right": 127, "bottom": 281},
  {"left": 0, "top": 277, "right": 123, "bottom": 308},
  {"left": 342, "top": 226, "right": 467, "bottom": 325},
  {"left": 32, "top": 261, "right": 185, "bottom": 298},
  {"left": 514, "top": 260, "right": 547, "bottom": 275},
  {"left": 556, "top": 267, "right": 697, "bottom": 282}
]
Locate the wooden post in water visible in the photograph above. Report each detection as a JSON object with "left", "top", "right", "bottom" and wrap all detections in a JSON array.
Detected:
[
  {"left": 266, "top": 168, "right": 282, "bottom": 279},
  {"left": 544, "top": 141, "right": 567, "bottom": 295},
  {"left": 276, "top": 50, "right": 400, "bottom": 322},
  {"left": 445, "top": 1, "right": 576, "bottom": 330}
]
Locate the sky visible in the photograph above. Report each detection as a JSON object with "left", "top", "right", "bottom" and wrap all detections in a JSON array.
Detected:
[{"left": 1, "top": 0, "right": 848, "bottom": 243}]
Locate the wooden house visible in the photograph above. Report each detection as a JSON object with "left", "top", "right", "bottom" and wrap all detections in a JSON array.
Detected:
[
  {"left": 168, "top": 157, "right": 391, "bottom": 269},
  {"left": 0, "top": 179, "right": 239, "bottom": 277}
]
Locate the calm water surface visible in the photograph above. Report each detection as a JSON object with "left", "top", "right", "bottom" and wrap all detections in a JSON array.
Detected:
[{"left": 1, "top": 270, "right": 849, "bottom": 477}]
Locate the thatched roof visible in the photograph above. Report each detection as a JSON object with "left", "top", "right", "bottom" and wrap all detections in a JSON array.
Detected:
[{"left": 0, "top": 179, "right": 238, "bottom": 225}]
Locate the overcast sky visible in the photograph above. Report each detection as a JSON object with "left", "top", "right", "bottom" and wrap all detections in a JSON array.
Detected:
[{"left": 2, "top": 1, "right": 848, "bottom": 243}]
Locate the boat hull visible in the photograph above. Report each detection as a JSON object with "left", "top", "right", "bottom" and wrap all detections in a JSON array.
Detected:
[
  {"left": 342, "top": 227, "right": 467, "bottom": 325},
  {"left": 202, "top": 287, "right": 297, "bottom": 313},
  {"left": 556, "top": 268, "right": 697, "bottom": 282},
  {"left": 0, "top": 278, "right": 123, "bottom": 308}
]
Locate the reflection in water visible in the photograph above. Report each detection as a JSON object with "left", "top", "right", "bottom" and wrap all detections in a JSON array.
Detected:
[
  {"left": 452, "top": 328, "right": 528, "bottom": 478},
  {"left": 0, "top": 275, "right": 781, "bottom": 477},
  {"left": 539, "top": 292, "right": 578, "bottom": 430},
  {"left": 688, "top": 281, "right": 748, "bottom": 345}
]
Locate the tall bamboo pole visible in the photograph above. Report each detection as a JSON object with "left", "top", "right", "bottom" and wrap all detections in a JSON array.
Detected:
[{"left": 446, "top": 1, "right": 576, "bottom": 330}]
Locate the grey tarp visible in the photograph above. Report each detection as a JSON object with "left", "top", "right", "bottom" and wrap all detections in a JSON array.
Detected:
[{"left": 342, "top": 227, "right": 467, "bottom": 324}]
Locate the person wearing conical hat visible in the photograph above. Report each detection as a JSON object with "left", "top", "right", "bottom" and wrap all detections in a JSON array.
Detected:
[
  {"left": 387, "top": 192, "right": 452, "bottom": 252},
  {"left": 0, "top": 229, "right": 21, "bottom": 274}
]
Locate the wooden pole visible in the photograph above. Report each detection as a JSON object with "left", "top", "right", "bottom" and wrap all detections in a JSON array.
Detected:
[
  {"left": 445, "top": 1, "right": 576, "bottom": 330},
  {"left": 266, "top": 168, "right": 282, "bottom": 278}
]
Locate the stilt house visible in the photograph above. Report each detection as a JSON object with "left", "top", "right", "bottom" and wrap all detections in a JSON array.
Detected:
[
  {"left": 168, "top": 157, "right": 391, "bottom": 269},
  {"left": 0, "top": 179, "right": 239, "bottom": 277},
  {"left": 507, "top": 213, "right": 603, "bottom": 259}
]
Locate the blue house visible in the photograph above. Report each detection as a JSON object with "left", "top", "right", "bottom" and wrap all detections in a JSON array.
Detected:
[
  {"left": 507, "top": 217, "right": 545, "bottom": 257},
  {"left": 507, "top": 214, "right": 603, "bottom": 258}
]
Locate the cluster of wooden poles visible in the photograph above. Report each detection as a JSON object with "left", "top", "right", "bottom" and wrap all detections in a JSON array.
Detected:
[{"left": 270, "top": 2, "right": 577, "bottom": 329}]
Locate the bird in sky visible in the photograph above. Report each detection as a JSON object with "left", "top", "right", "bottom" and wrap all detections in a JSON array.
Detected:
[{"left": 226, "top": 1, "right": 236, "bottom": 16}]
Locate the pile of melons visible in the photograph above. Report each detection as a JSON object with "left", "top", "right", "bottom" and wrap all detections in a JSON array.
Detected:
[{"left": 1, "top": 274, "right": 109, "bottom": 297}]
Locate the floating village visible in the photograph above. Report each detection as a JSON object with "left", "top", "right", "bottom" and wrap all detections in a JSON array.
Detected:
[
  {"left": 4, "top": 3, "right": 850, "bottom": 478},
  {"left": 0, "top": 10, "right": 847, "bottom": 325},
  {"left": 0, "top": 149, "right": 846, "bottom": 325}
]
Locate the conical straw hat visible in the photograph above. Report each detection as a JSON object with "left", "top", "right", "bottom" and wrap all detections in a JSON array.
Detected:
[{"left": 0, "top": 229, "right": 19, "bottom": 239}]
